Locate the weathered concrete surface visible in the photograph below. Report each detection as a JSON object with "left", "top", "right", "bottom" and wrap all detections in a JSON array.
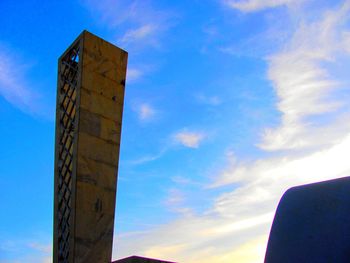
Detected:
[
  {"left": 54, "top": 30, "right": 127, "bottom": 263},
  {"left": 75, "top": 31, "right": 127, "bottom": 263},
  {"left": 265, "top": 176, "right": 350, "bottom": 263}
]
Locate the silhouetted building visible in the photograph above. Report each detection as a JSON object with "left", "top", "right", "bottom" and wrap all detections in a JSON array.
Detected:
[
  {"left": 113, "top": 255, "right": 176, "bottom": 263},
  {"left": 265, "top": 176, "right": 350, "bottom": 263}
]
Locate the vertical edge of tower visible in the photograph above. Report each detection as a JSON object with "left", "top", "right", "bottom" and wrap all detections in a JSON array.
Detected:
[
  {"left": 71, "top": 34, "right": 84, "bottom": 263},
  {"left": 54, "top": 31, "right": 84, "bottom": 263}
]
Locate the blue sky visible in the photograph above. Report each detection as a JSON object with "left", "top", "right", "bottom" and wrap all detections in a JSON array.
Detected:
[{"left": 2, "top": 0, "right": 350, "bottom": 262}]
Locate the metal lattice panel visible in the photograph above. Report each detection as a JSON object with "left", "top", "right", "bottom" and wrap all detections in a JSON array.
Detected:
[{"left": 57, "top": 43, "right": 80, "bottom": 263}]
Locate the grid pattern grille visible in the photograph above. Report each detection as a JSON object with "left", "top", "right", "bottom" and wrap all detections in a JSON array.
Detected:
[{"left": 57, "top": 43, "right": 80, "bottom": 263}]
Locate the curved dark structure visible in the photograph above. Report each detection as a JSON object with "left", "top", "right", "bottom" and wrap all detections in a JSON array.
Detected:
[
  {"left": 113, "top": 255, "right": 176, "bottom": 263},
  {"left": 265, "top": 176, "right": 350, "bottom": 263}
]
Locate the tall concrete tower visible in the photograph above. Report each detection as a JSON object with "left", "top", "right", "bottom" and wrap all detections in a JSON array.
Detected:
[{"left": 53, "top": 31, "right": 128, "bottom": 263}]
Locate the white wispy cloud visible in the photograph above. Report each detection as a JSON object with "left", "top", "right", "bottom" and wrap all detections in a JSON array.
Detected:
[
  {"left": 114, "top": 124, "right": 350, "bottom": 263},
  {"left": 164, "top": 188, "right": 194, "bottom": 216},
  {"left": 133, "top": 102, "right": 157, "bottom": 122},
  {"left": 0, "top": 240, "right": 52, "bottom": 263},
  {"left": 174, "top": 130, "right": 206, "bottom": 148},
  {"left": 128, "top": 129, "right": 207, "bottom": 165},
  {"left": 223, "top": 0, "right": 300, "bottom": 12},
  {"left": 113, "top": 2, "right": 350, "bottom": 262},
  {"left": 82, "top": 0, "right": 176, "bottom": 85},
  {"left": 127, "top": 68, "right": 144, "bottom": 82},
  {"left": 82, "top": 0, "right": 176, "bottom": 50},
  {"left": 119, "top": 24, "right": 160, "bottom": 48},
  {"left": 127, "top": 64, "right": 158, "bottom": 83},
  {"left": 164, "top": 188, "right": 185, "bottom": 207},
  {"left": 171, "top": 175, "right": 200, "bottom": 186},
  {"left": 42, "top": 257, "right": 52, "bottom": 263},
  {"left": 218, "top": 22, "right": 292, "bottom": 58},
  {"left": 113, "top": 208, "right": 271, "bottom": 262},
  {"left": 195, "top": 94, "right": 222, "bottom": 106},
  {"left": 33, "top": 242, "right": 52, "bottom": 263},
  {"left": 139, "top": 103, "right": 155, "bottom": 120},
  {"left": 128, "top": 149, "right": 166, "bottom": 165},
  {"left": 260, "top": 1, "right": 350, "bottom": 151},
  {"left": 0, "top": 47, "right": 44, "bottom": 116},
  {"left": 28, "top": 242, "right": 52, "bottom": 253}
]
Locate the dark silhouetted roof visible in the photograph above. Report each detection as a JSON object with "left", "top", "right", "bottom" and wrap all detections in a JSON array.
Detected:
[
  {"left": 113, "top": 255, "right": 176, "bottom": 263},
  {"left": 265, "top": 176, "right": 350, "bottom": 263}
]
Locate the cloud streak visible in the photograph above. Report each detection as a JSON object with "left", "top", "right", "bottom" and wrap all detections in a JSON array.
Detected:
[
  {"left": 82, "top": 0, "right": 176, "bottom": 50},
  {"left": 260, "top": 1, "right": 350, "bottom": 151},
  {"left": 174, "top": 130, "right": 206, "bottom": 148},
  {"left": 195, "top": 94, "right": 222, "bottom": 106},
  {"left": 0, "top": 239, "right": 52, "bottom": 263},
  {"left": 113, "top": 2, "right": 350, "bottom": 262},
  {"left": 223, "top": 0, "right": 300, "bottom": 12},
  {"left": 0, "top": 47, "right": 41, "bottom": 116},
  {"left": 133, "top": 102, "right": 157, "bottom": 122},
  {"left": 119, "top": 24, "right": 161, "bottom": 48},
  {"left": 127, "top": 68, "right": 144, "bottom": 82}
]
